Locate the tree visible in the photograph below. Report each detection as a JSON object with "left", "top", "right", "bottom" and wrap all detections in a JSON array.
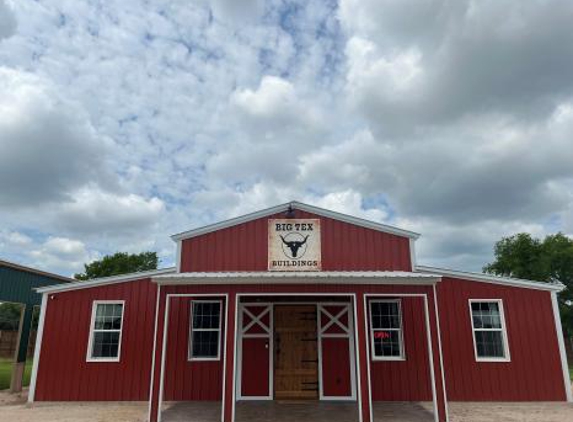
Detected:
[
  {"left": 0, "top": 302, "right": 23, "bottom": 331},
  {"left": 74, "top": 251, "right": 159, "bottom": 280},
  {"left": 484, "top": 232, "right": 573, "bottom": 335}
]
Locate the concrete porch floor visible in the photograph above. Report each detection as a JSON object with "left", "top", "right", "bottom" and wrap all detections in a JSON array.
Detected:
[{"left": 161, "top": 401, "right": 434, "bottom": 422}]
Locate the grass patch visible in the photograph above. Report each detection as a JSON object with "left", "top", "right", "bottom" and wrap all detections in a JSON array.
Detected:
[
  {"left": 0, "top": 358, "right": 33, "bottom": 390},
  {"left": 569, "top": 363, "right": 573, "bottom": 382}
]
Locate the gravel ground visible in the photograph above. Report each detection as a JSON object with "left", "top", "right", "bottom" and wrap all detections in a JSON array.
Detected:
[{"left": 1, "top": 390, "right": 573, "bottom": 422}]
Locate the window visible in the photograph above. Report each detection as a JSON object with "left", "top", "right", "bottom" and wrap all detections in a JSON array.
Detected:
[
  {"left": 189, "top": 301, "right": 222, "bottom": 360},
  {"left": 470, "top": 300, "right": 510, "bottom": 361},
  {"left": 87, "top": 301, "right": 124, "bottom": 362},
  {"left": 370, "top": 300, "right": 404, "bottom": 360}
]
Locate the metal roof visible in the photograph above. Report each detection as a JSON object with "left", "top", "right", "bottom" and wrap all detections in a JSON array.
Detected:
[
  {"left": 153, "top": 271, "right": 441, "bottom": 285},
  {"left": 171, "top": 201, "right": 421, "bottom": 242},
  {"left": 416, "top": 265, "right": 565, "bottom": 292},
  {"left": 0, "top": 259, "right": 73, "bottom": 283},
  {"left": 36, "top": 267, "right": 176, "bottom": 294}
]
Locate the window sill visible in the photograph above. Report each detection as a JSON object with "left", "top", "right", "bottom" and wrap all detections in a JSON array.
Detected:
[
  {"left": 371, "top": 356, "right": 406, "bottom": 362},
  {"left": 475, "top": 357, "right": 511, "bottom": 363},
  {"left": 86, "top": 358, "right": 121, "bottom": 363}
]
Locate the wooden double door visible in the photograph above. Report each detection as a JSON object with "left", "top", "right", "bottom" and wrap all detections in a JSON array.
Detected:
[
  {"left": 240, "top": 303, "right": 354, "bottom": 400},
  {"left": 273, "top": 305, "right": 319, "bottom": 400}
]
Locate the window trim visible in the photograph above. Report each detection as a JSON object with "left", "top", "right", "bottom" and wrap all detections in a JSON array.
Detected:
[
  {"left": 369, "top": 299, "right": 405, "bottom": 361},
  {"left": 188, "top": 300, "right": 223, "bottom": 362},
  {"left": 86, "top": 300, "right": 125, "bottom": 363},
  {"left": 468, "top": 299, "right": 511, "bottom": 363}
]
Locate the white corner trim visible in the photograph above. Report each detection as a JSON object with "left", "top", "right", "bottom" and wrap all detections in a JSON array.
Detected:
[
  {"left": 176, "top": 241, "right": 182, "bottom": 273},
  {"left": 433, "top": 285, "right": 450, "bottom": 422},
  {"left": 28, "top": 293, "right": 48, "bottom": 403},
  {"left": 468, "top": 299, "right": 511, "bottom": 363},
  {"left": 147, "top": 285, "right": 161, "bottom": 422},
  {"left": 409, "top": 238, "right": 417, "bottom": 271},
  {"left": 86, "top": 300, "right": 126, "bottom": 363},
  {"left": 36, "top": 267, "right": 176, "bottom": 294},
  {"left": 170, "top": 201, "right": 420, "bottom": 242},
  {"left": 417, "top": 265, "right": 564, "bottom": 292},
  {"left": 551, "top": 291, "right": 573, "bottom": 402}
]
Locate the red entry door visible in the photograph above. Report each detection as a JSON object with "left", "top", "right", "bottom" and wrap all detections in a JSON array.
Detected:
[{"left": 239, "top": 304, "right": 272, "bottom": 398}]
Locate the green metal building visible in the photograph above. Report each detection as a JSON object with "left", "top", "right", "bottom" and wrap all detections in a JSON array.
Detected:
[{"left": 0, "top": 260, "right": 71, "bottom": 392}]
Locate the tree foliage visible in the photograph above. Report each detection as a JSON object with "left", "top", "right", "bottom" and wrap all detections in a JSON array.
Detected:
[
  {"left": 74, "top": 251, "right": 159, "bottom": 280},
  {"left": 0, "top": 302, "right": 23, "bottom": 331},
  {"left": 484, "top": 232, "right": 573, "bottom": 335}
]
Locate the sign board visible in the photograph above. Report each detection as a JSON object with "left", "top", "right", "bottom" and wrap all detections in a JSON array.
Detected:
[{"left": 268, "top": 219, "right": 321, "bottom": 271}]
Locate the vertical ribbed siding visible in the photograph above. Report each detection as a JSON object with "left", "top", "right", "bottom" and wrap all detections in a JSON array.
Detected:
[
  {"left": 437, "top": 277, "right": 566, "bottom": 401},
  {"left": 34, "top": 279, "right": 158, "bottom": 401},
  {"left": 180, "top": 211, "right": 413, "bottom": 272}
]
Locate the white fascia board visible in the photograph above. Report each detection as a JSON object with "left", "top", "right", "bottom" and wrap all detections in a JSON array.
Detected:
[
  {"left": 152, "top": 271, "right": 441, "bottom": 286},
  {"left": 36, "top": 267, "right": 176, "bottom": 294},
  {"left": 170, "top": 201, "right": 420, "bottom": 242},
  {"left": 416, "top": 265, "right": 565, "bottom": 292}
]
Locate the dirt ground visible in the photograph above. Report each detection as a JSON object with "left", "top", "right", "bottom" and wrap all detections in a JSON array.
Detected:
[{"left": 1, "top": 390, "right": 573, "bottom": 422}]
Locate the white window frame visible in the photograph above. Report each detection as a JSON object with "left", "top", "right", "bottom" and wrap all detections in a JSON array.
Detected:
[
  {"left": 188, "top": 300, "right": 223, "bottom": 362},
  {"left": 369, "top": 299, "right": 405, "bottom": 361},
  {"left": 86, "top": 300, "right": 125, "bottom": 363},
  {"left": 469, "top": 299, "right": 511, "bottom": 362}
]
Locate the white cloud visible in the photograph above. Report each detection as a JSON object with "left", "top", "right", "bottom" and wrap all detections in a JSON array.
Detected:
[
  {"left": 29, "top": 236, "right": 98, "bottom": 274},
  {"left": 0, "top": 0, "right": 572, "bottom": 276},
  {"left": 0, "top": 67, "right": 113, "bottom": 207},
  {"left": 55, "top": 187, "right": 165, "bottom": 236},
  {"left": 0, "top": 0, "right": 16, "bottom": 40}
]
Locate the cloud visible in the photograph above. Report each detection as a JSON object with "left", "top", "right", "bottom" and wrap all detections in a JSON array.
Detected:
[
  {"left": 28, "top": 236, "right": 98, "bottom": 274},
  {"left": 0, "top": 67, "right": 113, "bottom": 207},
  {"left": 0, "top": 0, "right": 16, "bottom": 40},
  {"left": 340, "top": 0, "right": 573, "bottom": 134},
  {"left": 0, "top": 0, "right": 573, "bottom": 276},
  {"left": 209, "top": 0, "right": 264, "bottom": 23},
  {"left": 55, "top": 187, "right": 165, "bottom": 236}
]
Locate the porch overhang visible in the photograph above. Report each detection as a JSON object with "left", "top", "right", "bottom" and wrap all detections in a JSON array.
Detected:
[{"left": 152, "top": 271, "right": 442, "bottom": 285}]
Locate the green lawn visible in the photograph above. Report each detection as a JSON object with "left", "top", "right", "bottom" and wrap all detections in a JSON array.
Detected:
[
  {"left": 570, "top": 363, "right": 573, "bottom": 382},
  {"left": 0, "top": 358, "right": 33, "bottom": 390}
]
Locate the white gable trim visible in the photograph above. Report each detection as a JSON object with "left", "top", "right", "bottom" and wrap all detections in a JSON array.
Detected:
[
  {"left": 170, "top": 201, "right": 420, "bottom": 242},
  {"left": 416, "top": 265, "right": 564, "bottom": 292},
  {"left": 36, "top": 267, "right": 176, "bottom": 294}
]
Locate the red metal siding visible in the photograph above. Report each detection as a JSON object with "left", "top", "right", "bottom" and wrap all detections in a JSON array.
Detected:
[
  {"left": 163, "top": 296, "right": 224, "bottom": 401},
  {"left": 35, "top": 279, "right": 157, "bottom": 401},
  {"left": 321, "top": 338, "right": 352, "bottom": 396},
  {"left": 241, "top": 338, "right": 270, "bottom": 396},
  {"left": 180, "top": 210, "right": 412, "bottom": 272},
  {"left": 368, "top": 296, "right": 433, "bottom": 401},
  {"left": 437, "top": 277, "right": 566, "bottom": 401}
]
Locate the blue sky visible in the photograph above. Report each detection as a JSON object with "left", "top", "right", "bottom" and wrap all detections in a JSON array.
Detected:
[{"left": 1, "top": 0, "right": 573, "bottom": 276}]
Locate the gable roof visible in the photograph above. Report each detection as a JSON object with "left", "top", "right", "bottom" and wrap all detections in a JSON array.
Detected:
[
  {"left": 36, "top": 267, "right": 176, "bottom": 294},
  {"left": 416, "top": 265, "right": 565, "bottom": 292},
  {"left": 171, "top": 201, "right": 420, "bottom": 242},
  {"left": 0, "top": 259, "right": 73, "bottom": 283}
]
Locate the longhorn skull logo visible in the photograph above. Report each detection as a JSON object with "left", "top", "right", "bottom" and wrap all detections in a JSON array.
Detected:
[{"left": 280, "top": 234, "right": 309, "bottom": 258}]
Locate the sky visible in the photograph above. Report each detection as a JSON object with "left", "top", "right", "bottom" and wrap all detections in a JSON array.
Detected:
[{"left": 1, "top": 0, "right": 573, "bottom": 277}]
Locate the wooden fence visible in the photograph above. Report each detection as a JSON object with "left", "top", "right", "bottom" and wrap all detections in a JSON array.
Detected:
[{"left": 0, "top": 330, "right": 36, "bottom": 359}]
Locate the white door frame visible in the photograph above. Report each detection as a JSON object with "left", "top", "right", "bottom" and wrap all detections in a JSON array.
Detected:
[
  {"left": 318, "top": 303, "right": 357, "bottom": 401},
  {"left": 237, "top": 303, "right": 273, "bottom": 400},
  {"left": 235, "top": 296, "right": 358, "bottom": 404}
]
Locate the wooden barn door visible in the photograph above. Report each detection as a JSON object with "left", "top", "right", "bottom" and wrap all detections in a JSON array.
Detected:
[{"left": 274, "top": 305, "right": 319, "bottom": 400}]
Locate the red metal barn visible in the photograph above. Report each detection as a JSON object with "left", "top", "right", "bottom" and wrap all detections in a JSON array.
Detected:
[{"left": 28, "top": 202, "right": 571, "bottom": 422}]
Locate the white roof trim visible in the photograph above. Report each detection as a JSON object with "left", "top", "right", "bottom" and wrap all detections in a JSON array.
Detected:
[
  {"left": 152, "top": 271, "right": 440, "bottom": 285},
  {"left": 36, "top": 267, "right": 176, "bottom": 294},
  {"left": 170, "top": 201, "right": 420, "bottom": 241},
  {"left": 416, "top": 265, "right": 564, "bottom": 292}
]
